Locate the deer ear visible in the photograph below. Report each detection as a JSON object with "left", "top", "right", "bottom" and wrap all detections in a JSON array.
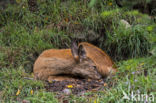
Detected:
[
  {"left": 78, "top": 45, "right": 87, "bottom": 62},
  {"left": 71, "top": 40, "right": 79, "bottom": 61}
]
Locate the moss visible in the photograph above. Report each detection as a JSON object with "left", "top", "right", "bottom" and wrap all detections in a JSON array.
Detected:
[{"left": 101, "top": 9, "right": 120, "bottom": 18}]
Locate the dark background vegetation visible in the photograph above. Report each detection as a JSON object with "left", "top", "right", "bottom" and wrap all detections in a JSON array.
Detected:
[{"left": 0, "top": 0, "right": 155, "bottom": 102}]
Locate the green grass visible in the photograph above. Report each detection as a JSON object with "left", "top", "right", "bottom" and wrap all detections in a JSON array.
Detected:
[
  {"left": 0, "top": 57, "right": 155, "bottom": 102},
  {"left": 0, "top": 0, "right": 155, "bottom": 102}
]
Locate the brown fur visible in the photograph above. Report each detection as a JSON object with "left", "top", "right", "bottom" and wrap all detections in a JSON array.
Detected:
[
  {"left": 33, "top": 42, "right": 117, "bottom": 81},
  {"left": 79, "top": 42, "right": 117, "bottom": 76}
]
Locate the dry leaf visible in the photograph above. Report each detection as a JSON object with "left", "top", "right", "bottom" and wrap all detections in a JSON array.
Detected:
[
  {"left": 65, "top": 18, "right": 69, "bottom": 22},
  {"left": 103, "top": 83, "right": 107, "bottom": 87},
  {"left": 140, "top": 63, "right": 144, "bottom": 66},
  {"left": 108, "top": 2, "right": 112, "bottom": 6},
  {"left": 67, "top": 85, "right": 73, "bottom": 88},
  {"left": 45, "top": 17, "right": 49, "bottom": 21},
  {"left": 48, "top": 80, "right": 53, "bottom": 83},
  {"left": 94, "top": 99, "right": 97, "bottom": 103},
  {"left": 30, "top": 90, "right": 33, "bottom": 95},
  {"left": 16, "top": 89, "right": 20, "bottom": 96}
]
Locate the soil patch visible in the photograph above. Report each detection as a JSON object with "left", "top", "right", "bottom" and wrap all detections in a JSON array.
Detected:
[{"left": 45, "top": 79, "right": 108, "bottom": 95}]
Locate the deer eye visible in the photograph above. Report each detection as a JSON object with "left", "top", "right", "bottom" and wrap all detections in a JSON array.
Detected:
[{"left": 93, "top": 66, "right": 97, "bottom": 69}]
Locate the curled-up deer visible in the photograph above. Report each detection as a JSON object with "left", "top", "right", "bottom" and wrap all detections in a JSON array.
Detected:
[{"left": 33, "top": 41, "right": 117, "bottom": 81}]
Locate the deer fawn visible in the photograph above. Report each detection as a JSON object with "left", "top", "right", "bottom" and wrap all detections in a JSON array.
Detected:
[{"left": 33, "top": 41, "right": 117, "bottom": 81}]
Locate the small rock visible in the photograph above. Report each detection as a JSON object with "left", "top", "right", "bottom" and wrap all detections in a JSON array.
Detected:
[
  {"left": 119, "top": 19, "right": 131, "bottom": 29},
  {"left": 63, "top": 89, "right": 71, "bottom": 95},
  {"left": 22, "top": 100, "right": 30, "bottom": 103}
]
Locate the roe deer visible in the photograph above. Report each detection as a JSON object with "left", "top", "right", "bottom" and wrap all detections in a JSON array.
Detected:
[{"left": 33, "top": 41, "right": 117, "bottom": 81}]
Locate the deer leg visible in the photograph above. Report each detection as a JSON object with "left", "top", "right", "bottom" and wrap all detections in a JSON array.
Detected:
[
  {"left": 48, "top": 76, "right": 76, "bottom": 82},
  {"left": 34, "top": 64, "right": 76, "bottom": 81}
]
